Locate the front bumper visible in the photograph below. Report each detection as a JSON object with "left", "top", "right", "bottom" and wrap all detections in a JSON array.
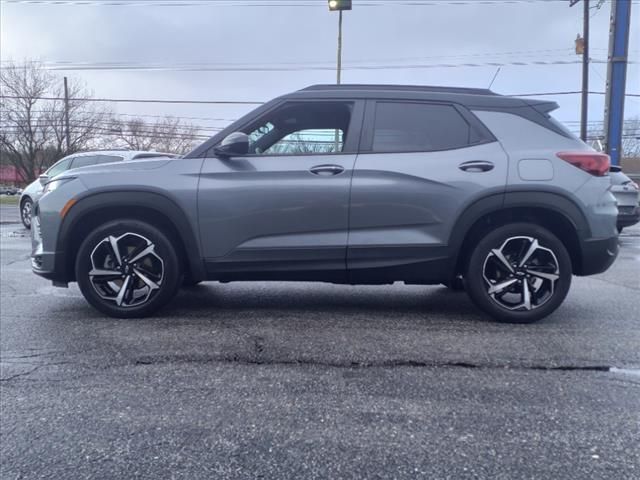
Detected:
[
  {"left": 31, "top": 211, "right": 68, "bottom": 286},
  {"left": 578, "top": 235, "right": 619, "bottom": 276},
  {"left": 616, "top": 205, "right": 640, "bottom": 229}
]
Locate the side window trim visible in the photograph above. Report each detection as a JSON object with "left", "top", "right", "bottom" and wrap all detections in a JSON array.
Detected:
[
  {"left": 451, "top": 104, "right": 497, "bottom": 145},
  {"left": 225, "top": 99, "right": 366, "bottom": 157},
  {"left": 361, "top": 99, "right": 496, "bottom": 154}
]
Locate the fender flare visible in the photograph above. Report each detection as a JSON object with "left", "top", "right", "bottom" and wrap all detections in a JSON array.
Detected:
[
  {"left": 448, "top": 189, "right": 589, "bottom": 272},
  {"left": 57, "top": 190, "right": 205, "bottom": 282}
]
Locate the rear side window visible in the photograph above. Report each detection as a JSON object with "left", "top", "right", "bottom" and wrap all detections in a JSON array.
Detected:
[
  {"left": 372, "top": 102, "right": 481, "bottom": 153},
  {"left": 95, "top": 155, "right": 123, "bottom": 164},
  {"left": 71, "top": 155, "right": 99, "bottom": 168}
]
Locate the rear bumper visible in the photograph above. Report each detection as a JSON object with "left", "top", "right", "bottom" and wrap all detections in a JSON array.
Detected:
[
  {"left": 577, "top": 235, "right": 619, "bottom": 276},
  {"left": 617, "top": 205, "right": 640, "bottom": 229}
]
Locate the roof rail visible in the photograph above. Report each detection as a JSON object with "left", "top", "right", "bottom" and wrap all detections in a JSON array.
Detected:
[{"left": 300, "top": 84, "right": 497, "bottom": 96}]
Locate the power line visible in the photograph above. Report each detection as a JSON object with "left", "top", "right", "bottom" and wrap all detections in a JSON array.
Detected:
[
  {"left": 3, "top": 91, "right": 640, "bottom": 107},
  {"left": 27, "top": 110, "right": 237, "bottom": 123},
  {"left": 508, "top": 91, "right": 640, "bottom": 97},
  {"left": 5, "top": 48, "right": 630, "bottom": 67},
  {"left": 0, "top": 95, "right": 262, "bottom": 104},
  {"left": 0, "top": 0, "right": 573, "bottom": 7},
  {"left": 4, "top": 58, "right": 634, "bottom": 72}
]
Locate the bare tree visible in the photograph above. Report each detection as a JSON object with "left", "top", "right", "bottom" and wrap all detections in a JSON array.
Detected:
[
  {"left": 112, "top": 116, "right": 200, "bottom": 155},
  {"left": 588, "top": 116, "right": 640, "bottom": 160},
  {"left": 0, "top": 61, "right": 111, "bottom": 182},
  {"left": 620, "top": 116, "right": 640, "bottom": 160},
  {"left": 267, "top": 131, "right": 341, "bottom": 155}
]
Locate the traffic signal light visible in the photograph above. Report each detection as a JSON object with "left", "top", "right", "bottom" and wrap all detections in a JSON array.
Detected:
[{"left": 328, "top": 0, "right": 352, "bottom": 11}]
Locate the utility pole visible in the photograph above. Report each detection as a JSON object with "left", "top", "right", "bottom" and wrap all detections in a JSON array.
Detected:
[
  {"left": 603, "top": 0, "right": 632, "bottom": 166},
  {"left": 337, "top": 9, "right": 343, "bottom": 85},
  {"left": 63, "top": 76, "right": 71, "bottom": 152},
  {"left": 580, "top": 0, "right": 589, "bottom": 142},
  {"left": 571, "top": 0, "right": 590, "bottom": 142}
]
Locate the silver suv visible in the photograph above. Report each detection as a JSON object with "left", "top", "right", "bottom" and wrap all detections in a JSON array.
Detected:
[
  {"left": 31, "top": 85, "right": 618, "bottom": 323},
  {"left": 19, "top": 150, "right": 177, "bottom": 229}
]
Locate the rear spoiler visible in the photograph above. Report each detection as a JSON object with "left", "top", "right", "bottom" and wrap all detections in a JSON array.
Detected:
[{"left": 523, "top": 100, "right": 559, "bottom": 116}]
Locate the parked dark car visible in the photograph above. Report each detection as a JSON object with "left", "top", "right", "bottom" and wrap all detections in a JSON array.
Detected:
[{"left": 0, "top": 185, "right": 21, "bottom": 195}]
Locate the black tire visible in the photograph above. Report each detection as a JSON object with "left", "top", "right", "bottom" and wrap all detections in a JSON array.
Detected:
[
  {"left": 75, "top": 219, "right": 182, "bottom": 318},
  {"left": 20, "top": 197, "right": 33, "bottom": 229},
  {"left": 465, "top": 223, "right": 572, "bottom": 323},
  {"left": 442, "top": 275, "right": 465, "bottom": 291},
  {"left": 182, "top": 276, "right": 202, "bottom": 287}
]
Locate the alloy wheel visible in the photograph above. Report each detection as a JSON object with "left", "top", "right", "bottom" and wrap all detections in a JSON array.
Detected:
[
  {"left": 482, "top": 236, "right": 560, "bottom": 311},
  {"left": 21, "top": 201, "right": 32, "bottom": 228},
  {"left": 88, "top": 232, "right": 164, "bottom": 308}
]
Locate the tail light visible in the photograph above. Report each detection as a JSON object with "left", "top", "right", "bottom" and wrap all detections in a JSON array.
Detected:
[{"left": 556, "top": 151, "right": 610, "bottom": 176}]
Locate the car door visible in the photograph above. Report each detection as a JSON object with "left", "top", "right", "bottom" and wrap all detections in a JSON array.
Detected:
[
  {"left": 348, "top": 100, "right": 508, "bottom": 282},
  {"left": 198, "top": 99, "right": 364, "bottom": 281}
]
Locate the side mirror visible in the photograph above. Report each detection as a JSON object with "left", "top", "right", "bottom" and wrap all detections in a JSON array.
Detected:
[
  {"left": 38, "top": 174, "right": 49, "bottom": 187},
  {"left": 213, "top": 132, "right": 250, "bottom": 158}
]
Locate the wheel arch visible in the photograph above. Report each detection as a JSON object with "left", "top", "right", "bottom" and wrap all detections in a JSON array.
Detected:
[
  {"left": 449, "top": 191, "right": 589, "bottom": 281},
  {"left": 57, "top": 191, "right": 205, "bottom": 283},
  {"left": 20, "top": 194, "right": 32, "bottom": 207}
]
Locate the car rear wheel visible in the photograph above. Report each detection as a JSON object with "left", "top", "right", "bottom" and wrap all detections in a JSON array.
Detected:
[
  {"left": 20, "top": 198, "right": 33, "bottom": 229},
  {"left": 465, "top": 223, "right": 572, "bottom": 323},
  {"left": 75, "top": 220, "right": 182, "bottom": 318}
]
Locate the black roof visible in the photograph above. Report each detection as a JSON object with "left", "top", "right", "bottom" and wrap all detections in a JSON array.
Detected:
[
  {"left": 300, "top": 84, "right": 497, "bottom": 96},
  {"left": 287, "top": 83, "right": 557, "bottom": 112}
]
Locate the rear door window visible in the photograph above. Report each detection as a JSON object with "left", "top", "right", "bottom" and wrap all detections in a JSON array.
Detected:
[{"left": 372, "top": 102, "right": 480, "bottom": 153}]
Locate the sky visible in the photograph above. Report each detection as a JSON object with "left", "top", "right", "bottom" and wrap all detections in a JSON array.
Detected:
[{"left": 1, "top": 0, "right": 639, "bottom": 139}]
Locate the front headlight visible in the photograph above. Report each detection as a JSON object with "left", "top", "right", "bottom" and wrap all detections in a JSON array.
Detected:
[{"left": 43, "top": 177, "right": 74, "bottom": 194}]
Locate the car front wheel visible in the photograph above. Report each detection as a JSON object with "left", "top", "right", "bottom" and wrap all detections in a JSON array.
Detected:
[
  {"left": 465, "top": 223, "right": 572, "bottom": 323},
  {"left": 20, "top": 198, "right": 33, "bottom": 229},
  {"left": 75, "top": 220, "right": 182, "bottom": 318}
]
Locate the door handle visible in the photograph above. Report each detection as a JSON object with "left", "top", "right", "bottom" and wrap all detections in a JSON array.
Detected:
[
  {"left": 458, "top": 160, "right": 494, "bottom": 172},
  {"left": 309, "top": 164, "right": 345, "bottom": 176}
]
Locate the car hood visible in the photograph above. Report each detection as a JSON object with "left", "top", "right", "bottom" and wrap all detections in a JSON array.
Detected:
[{"left": 62, "top": 157, "right": 173, "bottom": 179}]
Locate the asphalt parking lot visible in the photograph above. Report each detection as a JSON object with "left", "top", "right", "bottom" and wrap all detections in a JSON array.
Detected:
[{"left": 1, "top": 203, "right": 639, "bottom": 479}]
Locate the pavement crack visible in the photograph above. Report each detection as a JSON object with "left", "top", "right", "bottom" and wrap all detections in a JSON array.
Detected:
[
  {"left": 0, "top": 361, "right": 74, "bottom": 382},
  {"left": 0, "top": 365, "right": 44, "bottom": 382},
  {"left": 131, "top": 354, "right": 615, "bottom": 373},
  {"left": 1, "top": 351, "right": 63, "bottom": 360}
]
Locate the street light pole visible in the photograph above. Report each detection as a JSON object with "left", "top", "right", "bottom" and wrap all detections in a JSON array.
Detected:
[
  {"left": 329, "top": 0, "right": 351, "bottom": 83},
  {"left": 328, "top": 0, "right": 351, "bottom": 150}
]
